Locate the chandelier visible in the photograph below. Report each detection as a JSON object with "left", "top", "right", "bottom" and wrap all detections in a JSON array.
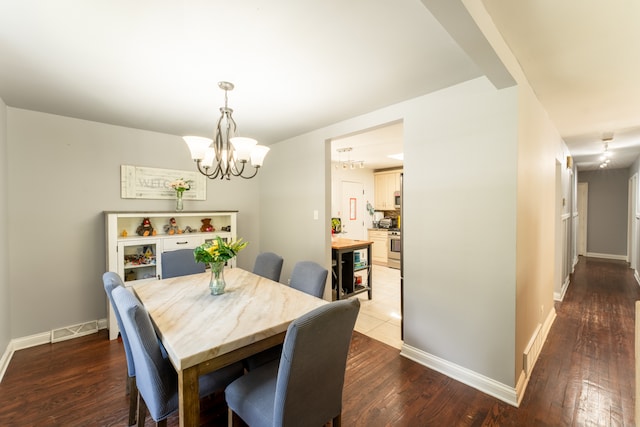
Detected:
[
  {"left": 335, "top": 147, "right": 364, "bottom": 169},
  {"left": 183, "top": 81, "right": 269, "bottom": 180}
]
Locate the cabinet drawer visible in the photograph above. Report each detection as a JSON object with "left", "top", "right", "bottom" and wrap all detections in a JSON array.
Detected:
[{"left": 162, "top": 235, "right": 204, "bottom": 251}]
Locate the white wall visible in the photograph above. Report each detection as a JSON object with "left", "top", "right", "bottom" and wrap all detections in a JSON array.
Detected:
[
  {"left": 0, "top": 96, "right": 9, "bottom": 353},
  {"left": 6, "top": 108, "right": 261, "bottom": 338},
  {"left": 261, "top": 77, "right": 521, "bottom": 390}
]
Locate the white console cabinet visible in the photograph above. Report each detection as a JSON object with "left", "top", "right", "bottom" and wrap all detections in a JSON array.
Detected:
[{"left": 104, "top": 210, "right": 238, "bottom": 339}]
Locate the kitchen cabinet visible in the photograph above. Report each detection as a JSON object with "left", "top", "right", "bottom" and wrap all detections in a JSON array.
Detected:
[
  {"left": 368, "top": 229, "right": 388, "bottom": 266},
  {"left": 374, "top": 169, "right": 402, "bottom": 210},
  {"left": 104, "top": 210, "right": 238, "bottom": 339}
]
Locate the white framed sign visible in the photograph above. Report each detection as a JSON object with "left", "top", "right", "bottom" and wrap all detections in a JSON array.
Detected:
[{"left": 120, "top": 165, "right": 207, "bottom": 200}]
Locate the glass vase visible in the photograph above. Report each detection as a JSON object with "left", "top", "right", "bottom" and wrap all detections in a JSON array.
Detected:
[
  {"left": 175, "top": 191, "right": 184, "bottom": 212},
  {"left": 209, "top": 261, "right": 226, "bottom": 295}
]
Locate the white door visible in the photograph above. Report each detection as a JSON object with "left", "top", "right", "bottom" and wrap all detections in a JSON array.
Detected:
[
  {"left": 341, "top": 181, "right": 365, "bottom": 239},
  {"left": 578, "top": 182, "right": 588, "bottom": 256}
]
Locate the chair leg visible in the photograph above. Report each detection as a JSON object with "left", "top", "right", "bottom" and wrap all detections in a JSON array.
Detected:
[
  {"left": 228, "top": 407, "right": 246, "bottom": 427},
  {"left": 333, "top": 414, "right": 342, "bottom": 427},
  {"left": 128, "top": 377, "right": 138, "bottom": 425},
  {"left": 156, "top": 420, "right": 167, "bottom": 427},
  {"left": 137, "top": 393, "right": 148, "bottom": 427}
]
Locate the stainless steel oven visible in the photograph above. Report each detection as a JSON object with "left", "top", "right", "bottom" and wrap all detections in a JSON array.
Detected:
[{"left": 388, "top": 229, "right": 401, "bottom": 269}]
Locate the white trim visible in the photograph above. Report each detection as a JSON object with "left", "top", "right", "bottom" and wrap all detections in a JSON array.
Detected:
[
  {"left": 399, "top": 307, "right": 557, "bottom": 408},
  {"left": 0, "top": 340, "right": 14, "bottom": 383},
  {"left": 586, "top": 252, "right": 628, "bottom": 261},
  {"left": 554, "top": 274, "right": 570, "bottom": 301},
  {"left": 635, "top": 269, "right": 640, "bottom": 287},
  {"left": 400, "top": 344, "right": 519, "bottom": 407},
  {"left": 0, "top": 318, "right": 108, "bottom": 383}
]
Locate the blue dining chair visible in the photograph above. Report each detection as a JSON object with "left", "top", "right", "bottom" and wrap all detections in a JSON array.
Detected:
[
  {"left": 244, "top": 260, "right": 328, "bottom": 372},
  {"left": 102, "top": 271, "right": 138, "bottom": 426},
  {"left": 252, "top": 252, "right": 284, "bottom": 282},
  {"left": 161, "top": 248, "right": 205, "bottom": 279},
  {"left": 111, "top": 285, "right": 244, "bottom": 426},
  {"left": 226, "top": 298, "right": 361, "bottom": 427},
  {"left": 289, "top": 261, "right": 328, "bottom": 298}
]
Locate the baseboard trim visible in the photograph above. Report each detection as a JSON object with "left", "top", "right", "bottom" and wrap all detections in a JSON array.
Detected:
[
  {"left": 554, "top": 275, "right": 571, "bottom": 301},
  {"left": 399, "top": 307, "right": 557, "bottom": 409},
  {"left": 586, "top": 252, "right": 627, "bottom": 261},
  {"left": 635, "top": 270, "right": 640, "bottom": 287},
  {"left": 0, "top": 340, "right": 14, "bottom": 384},
  {"left": 0, "top": 318, "right": 108, "bottom": 383},
  {"left": 400, "top": 344, "right": 519, "bottom": 407}
]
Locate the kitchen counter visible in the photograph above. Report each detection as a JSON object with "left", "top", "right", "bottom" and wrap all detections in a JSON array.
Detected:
[
  {"left": 331, "top": 238, "right": 373, "bottom": 301},
  {"left": 331, "top": 237, "right": 374, "bottom": 250}
]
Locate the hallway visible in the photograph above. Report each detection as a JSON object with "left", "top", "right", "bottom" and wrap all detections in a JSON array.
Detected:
[{"left": 515, "top": 256, "right": 640, "bottom": 425}]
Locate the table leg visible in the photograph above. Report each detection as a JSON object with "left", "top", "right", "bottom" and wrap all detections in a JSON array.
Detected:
[{"left": 178, "top": 366, "right": 200, "bottom": 427}]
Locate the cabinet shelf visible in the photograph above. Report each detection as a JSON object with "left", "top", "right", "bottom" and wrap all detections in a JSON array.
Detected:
[{"left": 331, "top": 239, "right": 373, "bottom": 301}]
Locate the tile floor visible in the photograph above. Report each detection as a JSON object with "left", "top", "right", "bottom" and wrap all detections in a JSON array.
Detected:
[{"left": 354, "top": 264, "right": 402, "bottom": 349}]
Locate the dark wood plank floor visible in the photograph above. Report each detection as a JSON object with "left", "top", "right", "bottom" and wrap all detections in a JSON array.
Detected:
[{"left": 0, "top": 256, "right": 637, "bottom": 426}]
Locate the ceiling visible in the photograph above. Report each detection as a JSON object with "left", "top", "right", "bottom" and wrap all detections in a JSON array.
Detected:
[{"left": 1, "top": 1, "right": 639, "bottom": 171}]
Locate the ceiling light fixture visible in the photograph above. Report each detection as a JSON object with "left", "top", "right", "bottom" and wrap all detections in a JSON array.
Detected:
[
  {"left": 183, "top": 81, "right": 269, "bottom": 180},
  {"left": 335, "top": 147, "right": 364, "bottom": 169},
  {"left": 599, "top": 135, "right": 613, "bottom": 169}
]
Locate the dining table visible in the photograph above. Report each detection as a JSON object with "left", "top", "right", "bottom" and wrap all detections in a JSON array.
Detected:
[{"left": 132, "top": 267, "right": 328, "bottom": 427}]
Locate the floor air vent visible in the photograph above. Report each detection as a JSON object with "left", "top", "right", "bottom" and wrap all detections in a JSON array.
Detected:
[{"left": 51, "top": 320, "right": 98, "bottom": 343}]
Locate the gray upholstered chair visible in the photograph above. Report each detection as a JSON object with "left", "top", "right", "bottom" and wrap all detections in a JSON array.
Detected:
[
  {"left": 289, "top": 260, "right": 328, "bottom": 298},
  {"left": 244, "top": 260, "right": 328, "bottom": 372},
  {"left": 226, "top": 298, "right": 360, "bottom": 427},
  {"left": 161, "top": 248, "right": 205, "bottom": 279},
  {"left": 111, "top": 286, "right": 244, "bottom": 427},
  {"left": 102, "top": 271, "right": 138, "bottom": 426},
  {"left": 252, "top": 252, "right": 284, "bottom": 282}
]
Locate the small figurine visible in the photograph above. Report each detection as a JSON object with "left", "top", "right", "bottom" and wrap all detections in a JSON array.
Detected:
[
  {"left": 163, "top": 217, "right": 182, "bottom": 235},
  {"left": 200, "top": 218, "right": 214, "bottom": 232},
  {"left": 136, "top": 217, "right": 154, "bottom": 237},
  {"left": 183, "top": 226, "right": 196, "bottom": 233},
  {"left": 122, "top": 230, "right": 128, "bottom": 237}
]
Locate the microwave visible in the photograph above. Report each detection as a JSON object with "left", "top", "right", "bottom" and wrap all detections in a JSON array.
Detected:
[{"left": 394, "top": 191, "right": 401, "bottom": 209}]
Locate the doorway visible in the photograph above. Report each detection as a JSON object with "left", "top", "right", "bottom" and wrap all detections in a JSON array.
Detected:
[
  {"left": 340, "top": 181, "right": 365, "bottom": 239},
  {"left": 578, "top": 182, "right": 588, "bottom": 256},
  {"left": 329, "top": 121, "right": 404, "bottom": 349}
]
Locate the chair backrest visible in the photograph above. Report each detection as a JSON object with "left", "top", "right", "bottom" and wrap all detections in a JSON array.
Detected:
[
  {"left": 161, "top": 248, "right": 205, "bottom": 279},
  {"left": 252, "top": 252, "right": 284, "bottom": 282},
  {"left": 274, "top": 298, "right": 360, "bottom": 425},
  {"left": 111, "top": 286, "right": 179, "bottom": 422},
  {"left": 289, "top": 261, "right": 328, "bottom": 298},
  {"left": 102, "top": 272, "right": 135, "bottom": 377}
]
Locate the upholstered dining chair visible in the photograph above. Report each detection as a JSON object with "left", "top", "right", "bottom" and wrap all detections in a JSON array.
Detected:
[
  {"left": 252, "top": 252, "right": 284, "bottom": 282},
  {"left": 161, "top": 248, "right": 205, "bottom": 279},
  {"left": 226, "top": 298, "right": 361, "bottom": 427},
  {"left": 289, "top": 260, "right": 328, "bottom": 298},
  {"left": 111, "top": 286, "right": 244, "bottom": 427},
  {"left": 102, "top": 271, "right": 138, "bottom": 426},
  {"left": 244, "top": 260, "right": 328, "bottom": 372}
]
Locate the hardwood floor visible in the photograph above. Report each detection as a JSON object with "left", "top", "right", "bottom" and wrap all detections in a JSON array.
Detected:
[{"left": 0, "top": 256, "right": 637, "bottom": 426}]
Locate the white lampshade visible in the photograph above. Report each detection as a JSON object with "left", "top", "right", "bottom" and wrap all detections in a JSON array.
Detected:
[
  {"left": 230, "top": 137, "right": 257, "bottom": 162},
  {"left": 202, "top": 148, "right": 216, "bottom": 168},
  {"left": 250, "top": 145, "right": 270, "bottom": 167},
  {"left": 183, "top": 136, "right": 212, "bottom": 160}
]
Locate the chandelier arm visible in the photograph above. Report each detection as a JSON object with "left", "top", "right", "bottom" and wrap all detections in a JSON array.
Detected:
[
  {"left": 195, "top": 160, "right": 222, "bottom": 179},
  {"left": 238, "top": 165, "right": 260, "bottom": 179}
]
